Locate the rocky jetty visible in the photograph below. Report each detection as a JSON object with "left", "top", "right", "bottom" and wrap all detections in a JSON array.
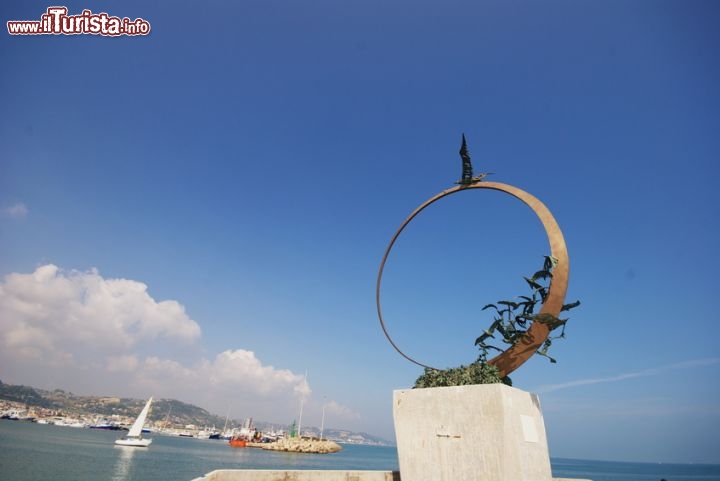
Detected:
[{"left": 259, "top": 437, "right": 342, "bottom": 454}]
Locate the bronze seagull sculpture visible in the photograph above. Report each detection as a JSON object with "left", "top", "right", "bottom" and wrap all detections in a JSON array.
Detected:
[{"left": 456, "top": 134, "right": 491, "bottom": 185}]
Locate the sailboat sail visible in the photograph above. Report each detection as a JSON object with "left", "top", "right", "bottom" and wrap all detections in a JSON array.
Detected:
[{"left": 127, "top": 397, "right": 153, "bottom": 438}]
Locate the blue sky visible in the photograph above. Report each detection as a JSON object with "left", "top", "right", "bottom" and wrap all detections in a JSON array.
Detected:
[{"left": 1, "top": 0, "right": 719, "bottom": 464}]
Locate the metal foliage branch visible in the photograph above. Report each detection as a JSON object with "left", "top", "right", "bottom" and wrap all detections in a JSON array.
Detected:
[
  {"left": 476, "top": 255, "right": 580, "bottom": 365},
  {"left": 414, "top": 255, "right": 580, "bottom": 388}
]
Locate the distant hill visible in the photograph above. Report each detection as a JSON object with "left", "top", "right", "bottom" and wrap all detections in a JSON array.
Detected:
[
  {"left": 0, "top": 380, "right": 392, "bottom": 446},
  {"left": 0, "top": 380, "right": 237, "bottom": 428},
  {"left": 0, "top": 381, "right": 55, "bottom": 408}
]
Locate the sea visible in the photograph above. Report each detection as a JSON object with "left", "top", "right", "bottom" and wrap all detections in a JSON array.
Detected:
[{"left": 1, "top": 420, "right": 718, "bottom": 481}]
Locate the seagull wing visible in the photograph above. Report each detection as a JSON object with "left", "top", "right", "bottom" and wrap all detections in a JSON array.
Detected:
[{"left": 459, "top": 133, "right": 473, "bottom": 182}]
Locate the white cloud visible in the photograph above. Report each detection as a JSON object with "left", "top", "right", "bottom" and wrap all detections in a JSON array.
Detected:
[
  {"left": 131, "top": 350, "right": 311, "bottom": 406},
  {"left": 0, "top": 264, "right": 314, "bottom": 424},
  {"left": 3, "top": 202, "right": 28, "bottom": 219},
  {"left": 106, "top": 355, "right": 140, "bottom": 372},
  {"left": 205, "top": 350, "right": 311, "bottom": 397},
  {"left": 0, "top": 265, "right": 201, "bottom": 362},
  {"left": 325, "top": 400, "right": 361, "bottom": 421},
  {"left": 534, "top": 358, "right": 720, "bottom": 393}
]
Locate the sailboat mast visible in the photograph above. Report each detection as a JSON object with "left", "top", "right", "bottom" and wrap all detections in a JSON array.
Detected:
[
  {"left": 222, "top": 405, "right": 230, "bottom": 432},
  {"left": 297, "top": 371, "right": 307, "bottom": 438}
]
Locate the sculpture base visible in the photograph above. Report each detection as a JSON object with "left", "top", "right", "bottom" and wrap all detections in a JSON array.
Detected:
[{"left": 393, "top": 384, "right": 553, "bottom": 481}]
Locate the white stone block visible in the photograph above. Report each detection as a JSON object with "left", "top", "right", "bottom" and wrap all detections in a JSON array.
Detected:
[{"left": 393, "top": 383, "right": 552, "bottom": 481}]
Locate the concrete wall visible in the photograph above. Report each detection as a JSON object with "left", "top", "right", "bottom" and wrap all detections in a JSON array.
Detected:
[
  {"left": 191, "top": 470, "right": 401, "bottom": 481},
  {"left": 393, "top": 384, "right": 554, "bottom": 481},
  {"left": 192, "top": 470, "right": 591, "bottom": 481}
]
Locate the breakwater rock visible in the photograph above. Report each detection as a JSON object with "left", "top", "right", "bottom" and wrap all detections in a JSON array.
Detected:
[{"left": 259, "top": 438, "right": 342, "bottom": 454}]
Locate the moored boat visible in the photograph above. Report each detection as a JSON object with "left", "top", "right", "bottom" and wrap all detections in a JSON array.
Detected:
[
  {"left": 228, "top": 418, "right": 256, "bottom": 447},
  {"left": 228, "top": 437, "right": 247, "bottom": 447},
  {"left": 90, "top": 420, "right": 123, "bottom": 430}
]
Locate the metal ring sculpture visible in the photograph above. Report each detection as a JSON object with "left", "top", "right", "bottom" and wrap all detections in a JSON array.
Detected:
[{"left": 376, "top": 181, "right": 569, "bottom": 377}]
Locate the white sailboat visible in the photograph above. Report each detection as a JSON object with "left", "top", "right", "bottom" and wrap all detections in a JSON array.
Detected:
[{"left": 115, "top": 397, "right": 153, "bottom": 447}]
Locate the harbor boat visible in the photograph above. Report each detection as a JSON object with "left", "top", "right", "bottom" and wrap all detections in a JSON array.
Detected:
[
  {"left": 115, "top": 397, "right": 153, "bottom": 447},
  {"left": 90, "top": 420, "right": 123, "bottom": 430},
  {"left": 228, "top": 418, "right": 256, "bottom": 448},
  {"left": 1, "top": 409, "right": 35, "bottom": 421},
  {"left": 55, "top": 419, "right": 86, "bottom": 428},
  {"left": 198, "top": 427, "right": 220, "bottom": 440},
  {"left": 228, "top": 436, "right": 247, "bottom": 447}
]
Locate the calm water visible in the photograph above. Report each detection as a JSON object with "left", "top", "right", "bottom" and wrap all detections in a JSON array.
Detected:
[
  {"left": 551, "top": 457, "right": 720, "bottom": 481},
  {"left": 0, "top": 420, "right": 398, "bottom": 481},
  {"left": 1, "top": 420, "right": 718, "bottom": 481}
]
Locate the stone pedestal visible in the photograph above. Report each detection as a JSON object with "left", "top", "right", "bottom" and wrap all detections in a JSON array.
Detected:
[{"left": 393, "top": 384, "right": 553, "bottom": 481}]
